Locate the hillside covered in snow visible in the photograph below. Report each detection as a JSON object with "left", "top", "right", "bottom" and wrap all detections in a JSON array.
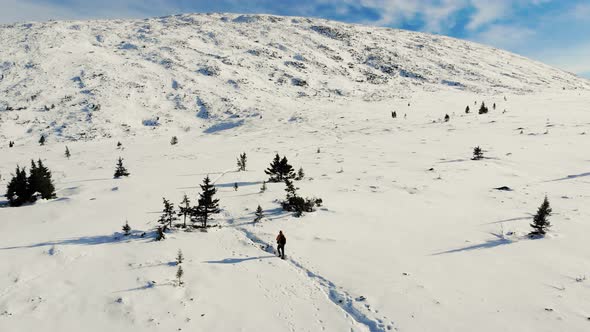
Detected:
[{"left": 0, "top": 13, "right": 588, "bottom": 142}]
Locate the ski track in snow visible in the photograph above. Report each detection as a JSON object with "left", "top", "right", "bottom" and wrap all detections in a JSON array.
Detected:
[{"left": 235, "top": 226, "right": 395, "bottom": 332}]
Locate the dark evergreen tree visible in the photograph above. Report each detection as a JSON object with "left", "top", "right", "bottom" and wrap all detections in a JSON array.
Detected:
[
  {"left": 31, "top": 159, "right": 56, "bottom": 200},
  {"left": 39, "top": 134, "right": 45, "bottom": 146},
  {"left": 122, "top": 220, "right": 131, "bottom": 236},
  {"left": 530, "top": 196, "right": 552, "bottom": 236},
  {"left": 284, "top": 178, "right": 298, "bottom": 199},
  {"left": 279, "top": 156, "right": 295, "bottom": 180},
  {"left": 27, "top": 160, "right": 40, "bottom": 200},
  {"left": 6, "top": 166, "right": 30, "bottom": 206},
  {"left": 65, "top": 146, "right": 71, "bottom": 159},
  {"left": 493, "top": 103, "right": 496, "bottom": 110},
  {"left": 176, "top": 265, "right": 184, "bottom": 286},
  {"left": 233, "top": 182, "right": 238, "bottom": 191},
  {"left": 391, "top": 111, "right": 397, "bottom": 118},
  {"left": 170, "top": 136, "right": 178, "bottom": 145},
  {"left": 296, "top": 167, "right": 305, "bottom": 180},
  {"left": 465, "top": 105, "right": 470, "bottom": 114},
  {"left": 317, "top": 147, "right": 321, "bottom": 153},
  {"left": 193, "top": 176, "right": 220, "bottom": 228},
  {"left": 178, "top": 194, "right": 191, "bottom": 228},
  {"left": 254, "top": 205, "right": 264, "bottom": 223},
  {"left": 159, "top": 198, "right": 177, "bottom": 228},
  {"left": 444, "top": 114, "right": 450, "bottom": 122},
  {"left": 265, "top": 154, "right": 282, "bottom": 182},
  {"left": 113, "top": 157, "right": 130, "bottom": 178},
  {"left": 479, "top": 102, "right": 489, "bottom": 114},
  {"left": 9, "top": 141, "right": 14, "bottom": 148},
  {"left": 237, "top": 152, "right": 247, "bottom": 171},
  {"left": 116, "top": 141, "right": 122, "bottom": 149},
  {"left": 176, "top": 249, "right": 184, "bottom": 264},
  {"left": 260, "top": 181, "right": 267, "bottom": 193},
  {"left": 472, "top": 146, "right": 484, "bottom": 160}
]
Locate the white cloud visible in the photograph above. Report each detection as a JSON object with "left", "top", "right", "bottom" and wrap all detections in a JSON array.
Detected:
[{"left": 471, "top": 24, "right": 536, "bottom": 49}]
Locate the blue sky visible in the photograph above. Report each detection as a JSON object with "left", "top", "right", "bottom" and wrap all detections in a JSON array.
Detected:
[{"left": 1, "top": 0, "right": 588, "bottom": 78}]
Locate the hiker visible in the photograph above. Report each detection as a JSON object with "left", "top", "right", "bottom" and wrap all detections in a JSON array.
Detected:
[{"left": 276, "top": 230, "right": 286, "bottom": 259}]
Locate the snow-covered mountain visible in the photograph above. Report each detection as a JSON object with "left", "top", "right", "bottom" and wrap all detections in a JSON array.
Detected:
[{"left": 0, "top": 13, "right": 588, "bottom": 142}]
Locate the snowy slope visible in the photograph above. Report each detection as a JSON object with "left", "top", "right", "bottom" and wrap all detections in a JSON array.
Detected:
[
  {"left": 0, "top": 13, "right": 588, "bottom": 143},
  {"left": 1, "top": 89, "right": 589, "bottom": 332}
]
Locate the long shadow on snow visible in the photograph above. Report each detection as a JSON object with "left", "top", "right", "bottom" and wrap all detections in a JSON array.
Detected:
[
  {"left": 0, "top": 231, "right": 149, "bottom": 250},
  {"left": 215, "top": 181, "right": 262, "bottom": 188},
  {"left": 204, "top": 255, "right": 275, "bottom": 264},
  {"left": 546, "top": 171, "right": 590, "bottom": 182},
  {"left": 432, "top": 232, "right": 512, "bottom": 255}
]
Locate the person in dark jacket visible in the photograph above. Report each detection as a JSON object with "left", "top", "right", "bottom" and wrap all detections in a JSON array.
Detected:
[{"left": 276, "top": 231, "right": 286, "bottom": 259}]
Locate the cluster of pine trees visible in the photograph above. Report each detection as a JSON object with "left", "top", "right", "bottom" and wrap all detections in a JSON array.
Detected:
[
  {"left": 264, "top": 154, "right": 321, "bottom": 217},
  {"left": 156, "top": 175, "right": 220, "bottom": 240},
  {"left": 6, "top": 159, "right": 56, "bottom": 206}
]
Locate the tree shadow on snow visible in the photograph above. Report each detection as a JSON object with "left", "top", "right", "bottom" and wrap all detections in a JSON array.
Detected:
[
  {"left": 432, "top": 232, "right": 513, "bottom": 255},
  {"left": 215, "top": 181, "right": 262, "bottom": 188},
  {"left": 483, "top": 214, "right": 533, "bottom": 225},
  {"left": 545, "top": 171, "right": 590, "bottom": 182},
  {"left": 204, "top": 255, "right": 275, "bottom": 264},
  {"left": 0, "top": 231, "right": 149, "bottom": 250}
]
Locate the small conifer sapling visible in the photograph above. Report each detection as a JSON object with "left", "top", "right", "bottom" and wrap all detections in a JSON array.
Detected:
[
  {"left": 176, "top": 265, "right": 184, "bottom": 286},
  {"left": 65, "top": 146, "right": 71, "bottom": 159},
  {"left": 113, "top": 157, "right": 130, "bottom": 178},
  {"left": 472, "top": 147, "right": 484, "bottom": 160},
  {"left": 176, "top": 249, "right": 184, "bottom": 264},
  {"left": 530, "top": 196, "right": 552, "bottom": 237},
  {"left": 122, "top": 220, "right": 131, "bottom": 236},
  {"left": 254, "top": 205, "right": 264, "bottom": 223}
]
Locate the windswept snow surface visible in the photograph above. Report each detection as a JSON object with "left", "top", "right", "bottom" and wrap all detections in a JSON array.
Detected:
[{"left": 1, "top": 13, "right": 590, "bottom": 332}]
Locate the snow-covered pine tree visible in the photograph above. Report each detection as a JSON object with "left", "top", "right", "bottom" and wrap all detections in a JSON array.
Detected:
[
  {"left": 254, "top": 205, "right": 264, "bottom": 223},
  {"left": 176, "top": 265, "right": 184, "bottom": 286},
  {"left": 178, "top": 194, "right": 191, "bottom": 228},
  {"left": 472, "top": 146, "right": 484, "bottom": 160},
  {"left": 113, "top": 157, "right": 130, "bottom": 178},
  {"left": 237, "top": 152, "right": 247, "bottom": 171},
  {"left": 465, "top": 105, "right": 470, "bottom": 113},
  {"left": 39, "top": 134, "right": 45, "bottom": 146},
  {"left": 122, "top": 220, "right": 131, "bottom": 236},
  {"left": 159, "top": 198, "right": 177, "bottom": 229},
  {"left": 530, "top": 196, "right": 552, "bottom": 236},
  {"left": 170, "top": 136, "right": 178, "bottom": 145},
  {"left": 176, "top": 249, "right": 184, "bottom": 264},
  {"left": 65, "top": 146, "right": 71, "bottom": 159},
  {"left": 194, "top": 175, "right": 220, "bottom": 228},
  {"left": 6, "top": 166, "right": 30, "bottom": 207}
]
